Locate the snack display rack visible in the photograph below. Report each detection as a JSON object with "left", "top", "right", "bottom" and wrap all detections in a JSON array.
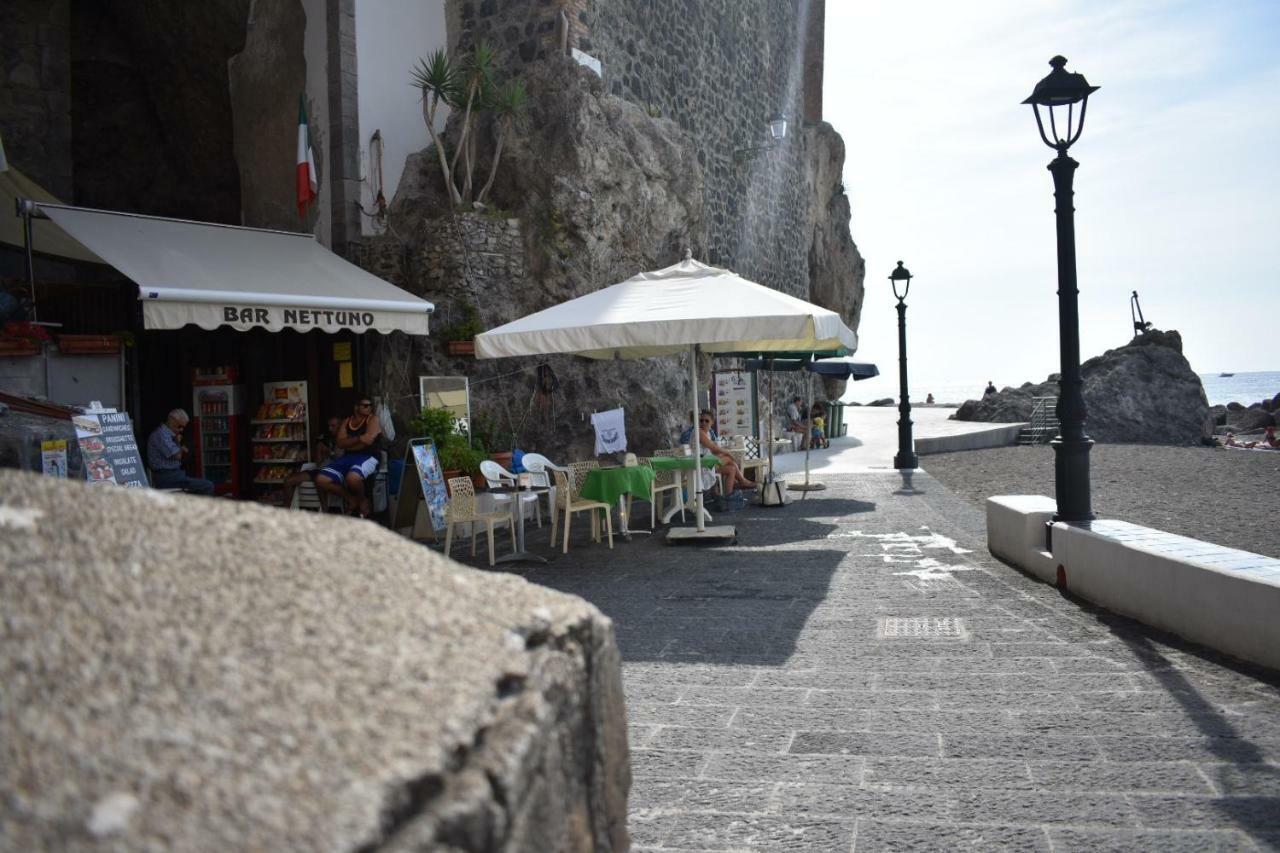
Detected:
[
  {"left": 252, "top": 381, "right": 310, "bottom": 491},
  {"left": 191, "top": 366, "right": 246, "bottom": 497}
]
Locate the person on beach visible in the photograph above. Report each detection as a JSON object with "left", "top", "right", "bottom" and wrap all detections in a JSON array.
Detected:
[
  {"left": 926, "top": 393, "right": 935, "bottom": 405},
  {"left": 680, "top": 409, "right": 756, "bottom": 495},
  {"left": 984, "top": 381, "right": 997, "bottom": 396},
  {"left": 1262, "top": 426, "right": 1279, "bottom": 448},
  {"left": 785, "top": 395, "right": 810, "bottom": 449},
  {"left": 810, "top": 402, "right": 829, "bottom": 449}
]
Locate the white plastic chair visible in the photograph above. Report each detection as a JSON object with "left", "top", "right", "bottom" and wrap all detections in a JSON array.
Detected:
[
  {"left": 518, "top": 453, "right": 558, "bottom": 526},
  {"left": 479, "top": 459, "right": 542, "bottom": 528}
]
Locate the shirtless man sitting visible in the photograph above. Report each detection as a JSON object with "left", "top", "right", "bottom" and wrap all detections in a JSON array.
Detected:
[{"left": 314, "top": 397, "right": 382, "bottom": 517}]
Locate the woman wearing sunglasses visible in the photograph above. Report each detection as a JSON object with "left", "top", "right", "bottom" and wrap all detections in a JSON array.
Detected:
[{"left": 679, "top": 409, "right": 757, "bottom": 496}]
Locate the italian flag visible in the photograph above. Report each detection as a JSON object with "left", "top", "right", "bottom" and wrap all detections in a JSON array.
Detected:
[{"left": 296, "top": 94, "right": 318, "bottom": 217}]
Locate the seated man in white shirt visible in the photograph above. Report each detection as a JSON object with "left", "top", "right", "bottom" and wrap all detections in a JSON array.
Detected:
[{"left": 785, "top": 395, "right": 810, "bottom": 450}]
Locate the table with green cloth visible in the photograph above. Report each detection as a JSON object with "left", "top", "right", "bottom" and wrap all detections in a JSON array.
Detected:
[
  {"left": 580, "top": 465, "right": 657, "bottom": 536},
  {"left": 647, "top": 455, "right": 721, "bottom": 525},
  {"left": 580, "top": 465, "right": 656, "bottom": 505}
]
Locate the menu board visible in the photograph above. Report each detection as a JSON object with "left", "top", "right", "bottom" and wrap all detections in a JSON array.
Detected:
[
  {"left": 73, "top": 412, "right": 147, "bottom": 488},
  {"left": 712, "top": 370, "right": 756, "bottom": 437},
  {"left": 393, "top": 438, "right": 449, "bottom": 536}
]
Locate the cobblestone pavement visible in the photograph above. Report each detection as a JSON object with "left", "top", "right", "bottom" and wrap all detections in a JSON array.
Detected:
[{"left": 466, "top": 471, "right": 1280, "bottom": 851}]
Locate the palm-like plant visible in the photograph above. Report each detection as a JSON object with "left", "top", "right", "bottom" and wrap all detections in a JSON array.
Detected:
[
  {"left": 475, "top": 79, "right": 529, "bottom": 205},
  {"left": 450, "top": 41, "right": 495, "bottom": 203},
  {"left": 411, "top": 49, "right": 462, "bottom": 206}
]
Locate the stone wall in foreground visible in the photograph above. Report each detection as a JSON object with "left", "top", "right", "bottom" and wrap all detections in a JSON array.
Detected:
[{"left": 0, "top": 470, "right": 630, "bottom": 851}]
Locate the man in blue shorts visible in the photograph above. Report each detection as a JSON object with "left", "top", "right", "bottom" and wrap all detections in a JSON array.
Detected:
[{"left": 314, "top": 396, "right": 382, "bottom": 516}]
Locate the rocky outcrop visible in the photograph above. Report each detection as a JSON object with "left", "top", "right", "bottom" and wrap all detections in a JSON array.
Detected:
[
  {"left": 1225, "top": 407, "right": 1276, "bottom": 432},
  {"left": 0, "top": 471, "right": 630, "bottom": 851},
  {"left": 804, "top": 121, "right": 866, "bottom": 401},
  {"left": 954, "top": 330, "right": 1213, "bottom": 445},
  {"left": 374, "top": 56, "right": 862, "bottom": 458}
]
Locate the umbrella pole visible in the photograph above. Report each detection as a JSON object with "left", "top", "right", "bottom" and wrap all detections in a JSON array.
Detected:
[
  {"left": 787, "top": 362, "right": 826, "bottom": 495},
  {"left": 690, "top": 343, "right": 706, "bottom": 531}
]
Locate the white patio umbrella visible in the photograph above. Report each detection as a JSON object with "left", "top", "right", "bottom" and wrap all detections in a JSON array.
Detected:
[{"left": 475, "top": 252, "right": 858, "bottom": 535}]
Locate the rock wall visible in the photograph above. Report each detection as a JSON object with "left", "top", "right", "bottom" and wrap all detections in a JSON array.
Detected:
[
  {"left": 0, "top": 470, "right": 630, "bottom": 851},
  {"left": 0, "top": 0, "right": 73, "bottom": 199},
  {"left": 954, "top": 330, "right": 1214, "bottom": 446},
  {"left": 371, "top": 0, "right": 865, "bottom": 457}
]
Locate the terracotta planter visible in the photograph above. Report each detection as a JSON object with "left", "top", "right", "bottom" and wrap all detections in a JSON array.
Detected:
[
  {"left": 445, "top": 340, "right": 475, "bottom": 356},
  {"left": 57, "top": 334, "right": 121, "bottom": 355},
  {"left": 0, "top": 339, "right": 41, "bottom": 356},
  {"left": 489, "top": 451, "right": 514, "bottom": 471}
]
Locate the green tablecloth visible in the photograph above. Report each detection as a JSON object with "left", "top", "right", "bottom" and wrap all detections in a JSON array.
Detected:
[
  {"left": 648, "top": 455, "right": 720, "bottom": 472},
  {"left": 580, "top": 466, "right": 656, "bottom": 505}
]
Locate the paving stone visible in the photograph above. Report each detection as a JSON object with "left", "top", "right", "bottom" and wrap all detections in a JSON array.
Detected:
[
  {"left": 952, "top": 789, "right": 1139, "bottom": 826},
  {"left": 1097, "top": 736, "right": 1280, "bottom": 764},
  {"left": 751, "top": 669, "right": 877, "bottom": 690},
  {"left": 791, "top": 731, "right": 940, "bottom": 758},
  {"left": 773, "top": 783, "right": 953, "bottom": 821},
  {"left": 630, "top": 778, "right": 775, "bottom": 814},
  {"left": 677, "top": 686, "right": 810, "bottom": 706},
  {"left": 937, "top": 691, "right": 1079, "bottom": 711},
  {"left": 626, "top": 663, "right": 762, "bottom": 687},
  {"left": 1028, "top": 761, "right": 1213, "bottom": 794},
  {"left": 631, "top": 702, "right": 735, "bottom": 727},
  {"left": 862, "top": 758, "right": 1032, "bottom": 790},
  {"left": 852, "top": 819, "right": 1051, "bottom": 851},
  {"left": 663, "top": 813, "right": 855, "bottom": 852},
  {"left": 730, "top": 705, "right": 870, "bottom": 732},
  {"left": 1200, "top": 763, "right": 1280, "bottom": 795},
  {"left": 866, "top": 709, "right": 1013, "bottom": 734},
  {"left": 1130, "top": 794, "right": 1280, "bottom": 831},
  {"left": 649, "top": 726, "right": 792, "bottom": 753},
  {"left": 631, "top": 748, "right": 707, "bottom": 778},
  {"left": 807, "top": 689, "right": 938, "bottom": 710},
  {"left": 1014, "top": 710, "right": 1238, "bottom": 738},
  {"left": 702, "top": 753, "right": 864, "bottom": 784},
  {"left": 1046, "top": 828, "right": 1256, "bottom": 852},
  {"left": 941, "top": 733, "right": 1103, "bottom": 761}
]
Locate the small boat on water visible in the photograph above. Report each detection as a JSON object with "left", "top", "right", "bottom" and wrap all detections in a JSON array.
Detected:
[{"left": 1219, "top": 372, "right": 1235, "bottom": 377}]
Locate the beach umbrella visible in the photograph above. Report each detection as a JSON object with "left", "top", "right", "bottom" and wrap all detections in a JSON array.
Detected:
[
  {"left": 475, "top": 252, "right": 858, "bottom": 537},
  {"left": 742, "top": 356, "right": 880, "bottom": 495}
]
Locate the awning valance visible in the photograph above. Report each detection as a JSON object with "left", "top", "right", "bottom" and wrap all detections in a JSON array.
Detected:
[{"left": 34, "top": 203, "right": 432, "bottom": 335}]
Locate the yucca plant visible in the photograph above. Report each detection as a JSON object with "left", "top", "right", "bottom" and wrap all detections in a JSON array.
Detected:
[
  {"left": 411, "top": 49, "right": 462, "bottom": 206},
  {"left": 475, "top": 78, "right": 529, "bottom": 205},
  {"left": 450, "top": 41, "right": 496, "bottom": 203}
]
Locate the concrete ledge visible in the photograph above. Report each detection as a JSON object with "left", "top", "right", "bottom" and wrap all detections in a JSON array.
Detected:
[
  {"left": 986, "top": 495, "right": 1057, "bottom": 583},
  {"left": 988, "top": 494, "right": 1280, "bottom": 672},
  {"left": 916, "top": 422, "right": 1027, "bottom": 455}
]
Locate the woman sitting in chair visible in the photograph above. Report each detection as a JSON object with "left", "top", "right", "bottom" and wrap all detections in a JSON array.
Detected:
[{"left": 680, "top": 409, "right": 756, "bottom": 496}]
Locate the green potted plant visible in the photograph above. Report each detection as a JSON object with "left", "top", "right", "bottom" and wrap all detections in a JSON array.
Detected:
[
  {"left": 438, "top": 433, "right": 488, "bottom": 491},
  {"left": 471, "top": 412, "right": 517, "bottom": 471},
  {"left": 409, "top": 405, "right": 457, "bottom": 447},
  {"left": 442, "top": 302, "right": 482, "bottom": 356}
]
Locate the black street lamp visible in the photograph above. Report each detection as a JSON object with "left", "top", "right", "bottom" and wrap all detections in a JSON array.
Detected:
[
  {"left": 1023, "top": 55, "right": 1099, "bottom": 522},
  {"left": 889, "top": 260, "right": 917, "bottom": 471}
]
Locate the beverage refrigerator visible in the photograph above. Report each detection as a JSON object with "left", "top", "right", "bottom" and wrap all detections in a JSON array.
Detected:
[{"left": 191, "top": 366, "right": 247, "bottom": 497}]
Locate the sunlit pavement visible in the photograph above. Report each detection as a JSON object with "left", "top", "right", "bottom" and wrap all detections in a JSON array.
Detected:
[
  {"left": 769, "top": 406, "right": 984, "bottom": 476},
  {"left": 478, "top": 462, "right": 1280, "bottom": 851}
]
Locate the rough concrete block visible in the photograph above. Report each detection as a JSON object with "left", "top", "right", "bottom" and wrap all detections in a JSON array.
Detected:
[
  {"left": 0, "top": 470, "right": 630, "bottom": 851},
  {"left": 986, "top": 494, "right": 1057, "bottom": 583}
]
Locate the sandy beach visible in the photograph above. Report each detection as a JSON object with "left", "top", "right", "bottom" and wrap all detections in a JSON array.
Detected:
[{"left": 923, "top": 444, "right": 1280, "bottom": 559}]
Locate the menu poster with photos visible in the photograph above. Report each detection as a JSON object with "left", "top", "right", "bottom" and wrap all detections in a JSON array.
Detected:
[
  {"left": 712, "top": 370, "right": 755, "bottom": 437},
  {"left": 393, "top": 439, "right": 449, "bottom": 537},
  {"left": 41, "top": 440, "right": 68, "bottom": 478},
  {"left": 74, "top": 412, "right": 148, "bottom": 488}
]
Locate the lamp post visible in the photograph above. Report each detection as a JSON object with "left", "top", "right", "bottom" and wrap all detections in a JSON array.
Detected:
[
  {"left": 889, "top": 261, "right": 917, "bottom": 471},
  {"left": 734, "top": 112, "right": 789, "bottom": 159},
  {"left": 1023, "top": 55, "right": 1099, "bottom": 522}
]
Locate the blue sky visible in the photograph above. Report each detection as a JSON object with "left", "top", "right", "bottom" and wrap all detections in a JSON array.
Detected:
[{"left": 824, "top": 0, "right": 1280, "bottom": 400}]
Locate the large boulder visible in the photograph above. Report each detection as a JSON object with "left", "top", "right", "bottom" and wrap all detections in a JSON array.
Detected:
[
  {"left": 954, "top": 330, "right": 1213, "bottom": 445},
  {"left": 0, "top": 471, "right": 630, "bottom": 851},
  {"left": 1227, "top": 407, "right": 1276, "bottom": 431}
]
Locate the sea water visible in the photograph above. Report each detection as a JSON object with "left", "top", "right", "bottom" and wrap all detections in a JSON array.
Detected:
[{"left": 844, "top": 372, "right": 1280, "bottom": 407}]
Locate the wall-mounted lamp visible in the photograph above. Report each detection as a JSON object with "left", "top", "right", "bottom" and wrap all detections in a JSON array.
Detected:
[{"left": 734, "top": 112, "right": 788, "bottom": 159}]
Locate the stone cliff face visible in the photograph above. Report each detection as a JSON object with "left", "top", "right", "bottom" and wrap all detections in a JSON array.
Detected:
[
  {"left": 369, "top": 56, "right": 865, "bottom": 458},
  {"left": 954, "top": 330, "right": 1214, "bottom": 445}
]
